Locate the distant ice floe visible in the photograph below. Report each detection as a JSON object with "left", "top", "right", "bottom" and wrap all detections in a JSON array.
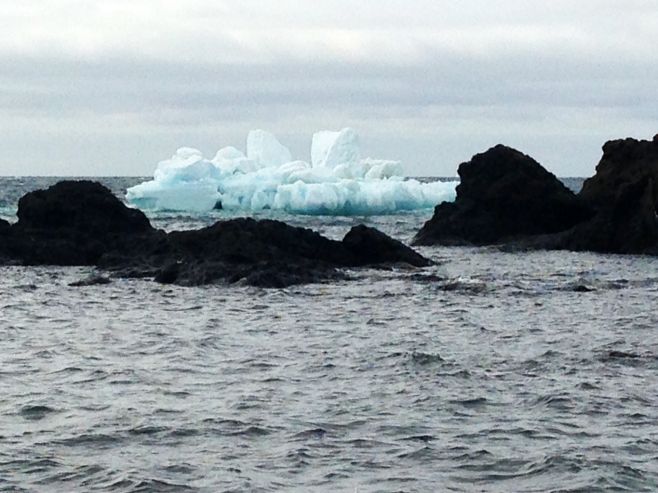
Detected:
[{"left": 126, "top": 128, "right": 457, "bottom": 215}]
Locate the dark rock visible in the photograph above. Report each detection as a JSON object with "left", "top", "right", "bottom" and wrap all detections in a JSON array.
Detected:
[
  {"left": 343, "top": 224, "right": 433, "bottom": 267},
  {"left": 154, "top": 262, "right": 180, "bottom": 284},
  {"left": 580, "top": 136, "right": 658, "bottom": 211},
  {"left": 606, "top": 350, "right": 641, "bottom": 360},
  {"left": 571, "top": 284, "right": 595, "bottom": 293},
  {"left": 0, "top": 219, "right": 10, "bottom": 262},
  {"left": 16, "top": 180, "right": 151, "bottom": 233},
  {"left": 560, "top": 176, "right": 658, "bottom": 254},
  {"left": 551, "top": 136, "right": 658, "bottom": 254},
  {"left": 69, "top": 274, "right": 112, "bottom": 287},
  {"left": 414, "top": 145, "right": 592, "bottom": 246},
  {"left": 162, "top": 219, "right": 431, "bottom": 287},
  {"left": 239, "top": 261, "right": 343, "bottom": 288},
  {"left": 512, "top": 174, "right": 658, "bottom": 255},
  {"left": 0, "top": 181, "right": 434, "bottom": 288},
  {"left": 9, "top": 180, "right": 160, "bottom": 265},
  {"left": 168, "top": 218, "right": 353, "bottom": 267}
]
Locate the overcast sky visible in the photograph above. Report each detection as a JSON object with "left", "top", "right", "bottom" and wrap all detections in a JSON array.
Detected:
[{"left": 1, "top": 0, "right": 656, "bottom": 176}]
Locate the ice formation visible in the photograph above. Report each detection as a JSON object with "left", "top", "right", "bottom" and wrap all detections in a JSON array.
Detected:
[{"left": 126, "top": 129, "right": 457, "bottom": 215}]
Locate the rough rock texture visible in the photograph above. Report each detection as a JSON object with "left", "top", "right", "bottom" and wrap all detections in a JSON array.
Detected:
[
  {"left": 580, "top": 135, "right": 658, "bottom": 210},
  {"left": 2, "top": 180, "right": 432, "bottom": 287},
  {"left": 69, "top": 274, "right": 112, "bottom": 287},
  {"left": 414, "top": 145, "right": 592, "bottom": 246}
]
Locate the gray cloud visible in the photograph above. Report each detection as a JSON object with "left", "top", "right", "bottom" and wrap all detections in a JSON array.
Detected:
[{"left": 0, "top": 1, "right": 656, "bottom": 176}]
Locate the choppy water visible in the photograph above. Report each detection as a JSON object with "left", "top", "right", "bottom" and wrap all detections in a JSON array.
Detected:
[{"left": 1, "top": 177, "right": 657, "bottom": 492}]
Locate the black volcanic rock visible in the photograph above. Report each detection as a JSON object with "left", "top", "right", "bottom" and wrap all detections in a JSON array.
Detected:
[
  {"left": 580, "top": 135, "right": 658, "bottom": 211},
  {"left": 414, "top": 145, "right": 592, "bottom": 246},
  {"left": 1, "top": 180, "right": 432, "bottom": 287}
]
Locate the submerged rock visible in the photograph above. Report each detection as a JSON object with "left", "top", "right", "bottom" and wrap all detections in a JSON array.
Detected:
[
  {"left": 413, "top": 145, "right": 592, "bottom": 246},
  {"left": 1, "top": 180, "right": 432, "bottom": 288},
  {"left": 69, "top": 274, "right": 112, "bottom": 287}
]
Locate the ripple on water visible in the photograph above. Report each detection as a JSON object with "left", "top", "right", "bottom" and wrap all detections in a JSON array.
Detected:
[{"left": 0, "top": 179, "right": 657, "bottom": 492}]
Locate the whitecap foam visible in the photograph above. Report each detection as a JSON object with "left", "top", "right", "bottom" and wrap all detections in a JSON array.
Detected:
[{"left": 126, "top": 128, "right": 457, "bottom": 215}]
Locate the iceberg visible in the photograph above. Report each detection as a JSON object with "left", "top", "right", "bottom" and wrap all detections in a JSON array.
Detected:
[
  {"left": 126, "top": 129, "right": 457, "bottom": 215},
  {"left": 311, "top": 128, "right": 360, "bottom": 169}
]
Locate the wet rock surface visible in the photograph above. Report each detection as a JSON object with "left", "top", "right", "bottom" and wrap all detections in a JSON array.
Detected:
[{"left": 1, "top": 180, "right": 432, "bottom": 287}]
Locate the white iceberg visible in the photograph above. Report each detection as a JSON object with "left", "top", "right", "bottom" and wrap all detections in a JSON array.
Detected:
[
  {"left": 246, "top": 129, "right": 293, "bottom": 168},
  {"left": 311, "top": 128, "right": 360, "bottom": 169},
  {"left": 126, "top": 129, "right": 457, "bottom": 215}
]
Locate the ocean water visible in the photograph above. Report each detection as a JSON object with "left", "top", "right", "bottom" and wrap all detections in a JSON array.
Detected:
[{"left": 1, "top": 177, "right": 657, "bottom": 492}]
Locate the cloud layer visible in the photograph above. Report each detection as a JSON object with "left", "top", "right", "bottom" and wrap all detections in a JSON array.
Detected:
[{"left": 1, "top": 0, "right": 657, "bottom": 176}]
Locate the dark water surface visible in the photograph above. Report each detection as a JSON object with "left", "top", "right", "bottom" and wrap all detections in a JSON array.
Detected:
[{"left": 1, "top": 178, "right": 657, "bottom": 492}]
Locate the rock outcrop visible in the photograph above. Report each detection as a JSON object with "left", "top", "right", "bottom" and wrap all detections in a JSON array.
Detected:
[
  {"left": 9, "top": 181, "right": 162, "bottom": 265},
  {"left": 343, "top": 225, "right": 432, "bottom": 267},
  {"left": 558, "top": 136, "right": 658, "bottom": 254},
  {"left": 416, "top": 135, "right": 658, "bottom": 256},
  {"left": 0, "top": 218, "right": 10, "bottom": 262},
  {"left": 564, "top": 175, "right": 658, "bottom": 253},
  {"left": 1, "top": 180, "right": 433, "bottom": 287},
  {"left": 580, "top": 135, "right": 658, "bottom": 210},
  {"left": 413, "top": 145, "right": 592, "bottom": 246}
]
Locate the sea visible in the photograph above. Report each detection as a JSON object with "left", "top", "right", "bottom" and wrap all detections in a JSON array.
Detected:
[{"left": 1, "top": 177, "right": 657, "bottom": 492}]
